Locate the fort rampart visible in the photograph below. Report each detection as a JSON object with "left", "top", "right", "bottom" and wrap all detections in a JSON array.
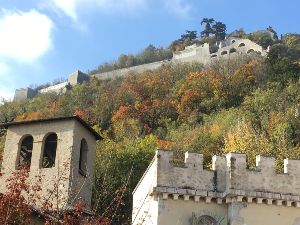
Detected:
[
  {"left": 150, "top": 150, "right": 300, "bottom": 204},
  {"left": 14, "top": 37, "right": 268, "bottom": 100},
  {"left": 132, "top": 150, "right": 300, "bottom": 225}
]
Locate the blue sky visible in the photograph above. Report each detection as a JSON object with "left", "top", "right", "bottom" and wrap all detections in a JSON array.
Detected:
[{"left": 0, "top": 0, "right": 299, "bottom": 100}]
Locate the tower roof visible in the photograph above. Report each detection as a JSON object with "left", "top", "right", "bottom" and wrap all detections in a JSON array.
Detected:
[{"left": 0, "top": 116, "right": 102, "bottom": 140}]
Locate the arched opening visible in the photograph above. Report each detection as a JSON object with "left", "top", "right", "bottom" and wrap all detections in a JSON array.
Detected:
[
  {"left": 42, "top": 133, "right": 57, "bottom": 168},
  {"left": 238, "top": 43, "right": 245, "bottom": 47},
  {"left": 221, "top": 51, "right": 228, "bottom": 55},
  {"left": 247, "top": 49, "right": 255, "bottom": 54},
  {"left": 192, "top": 215, "right": 217, "bottom": 225},
  {"left": 18, "top": 135, "right": 34, "bottom": 168},
  {"left": 232, "top": 40, "right": 236, "bottom": 43},
  {"left": 229, "top": 48, "right": 237, "bottom": 53},
  {"left": 79, "top": 139, "right": 88, "bottom": 176}
]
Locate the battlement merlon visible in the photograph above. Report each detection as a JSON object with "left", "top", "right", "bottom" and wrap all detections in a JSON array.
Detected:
[
  {"left": 156, "top": 150, "right": 214, "bottom": 191},
  {"left": 143, "top": 150, "right": 300, "bottom": 198}
]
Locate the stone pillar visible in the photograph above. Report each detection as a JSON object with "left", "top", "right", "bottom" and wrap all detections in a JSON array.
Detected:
[{"left": 228, "top": 202, "right": 247, "bottom": 225}]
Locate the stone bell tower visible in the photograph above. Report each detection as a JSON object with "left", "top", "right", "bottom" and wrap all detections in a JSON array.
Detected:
[{"left": 0, "top": 116, "right": 101, "bottom": 210}]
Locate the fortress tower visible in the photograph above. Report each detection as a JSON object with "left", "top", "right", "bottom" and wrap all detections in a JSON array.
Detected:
[
  {"left": 0, "top": 116, "right": 101, "bottom": 211},
  {"left": 133, "top": 150, "right": 300, "bottom": 225}
]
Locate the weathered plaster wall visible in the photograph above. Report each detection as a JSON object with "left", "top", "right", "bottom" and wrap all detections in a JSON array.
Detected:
[
  {"left": 132, "top": 158, "right": 158, "bottom": 225},
  {"left": 233, "top": 203, "right": 300, "bottom": 225},
  {"left": 0, "top": 119, "right": 97, "bottom": 209},
  {"left": 173, "top": 43, "right": 211, "bottom": 64},
  {"left": 0, "top": 120, "right": 74, "bottom": 209},
  {"left": 133, "top": 150, "right": 300, "bottom": 225},
  {"left": 14, "top": 88, "right": 37, "bottom": 101},
  {"left": 156, "top": 151, "right": 214, "bottom": 191},
  {"left": 224, "top": 153, "right": 300, "bottom": 196},
  {"left": 157, "top": 199, "right": 227, "bottom": 225},
  {"left": 39, "top": 81, "right": 69, "bottom": 94},
  {"left": 92, "top": 60, "right": 168, "bottom": 80},
  {"left": 69, "top": 120, "right": 96, "bottom": 208}
]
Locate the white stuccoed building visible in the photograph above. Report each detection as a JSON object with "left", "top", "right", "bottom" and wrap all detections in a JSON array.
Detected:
[{"left": 132, "top": 150, "right": 300, "bottom": 225}]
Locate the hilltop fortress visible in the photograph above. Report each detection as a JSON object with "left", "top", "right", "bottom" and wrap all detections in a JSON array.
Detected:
[
  {"left": 14, "top": 37, "right": 267, "bottom": 101},
  {"left": 132, "top": 150, "right": 300, "bottom": 225}
]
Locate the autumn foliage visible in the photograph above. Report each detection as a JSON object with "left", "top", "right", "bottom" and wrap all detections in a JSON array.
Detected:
[{"left": 0, "top": 38, "right": 300, "bottom": 224}]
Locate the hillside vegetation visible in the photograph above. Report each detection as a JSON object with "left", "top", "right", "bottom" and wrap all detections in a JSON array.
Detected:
[{"left": 0, "top": 32, "right": 300, "bottom": 224}]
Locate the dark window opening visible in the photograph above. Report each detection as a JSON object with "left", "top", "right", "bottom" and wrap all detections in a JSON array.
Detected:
[
  {"left": 247, "top": 49, "right": 255, "bottom": 54},
  {"left": 238, "top": 43, "right": 246, "bottom": 47},
  {"left": 221, "top": 51, "right": 228, "bottom": 55},
  {"left": 229, "top": 48, "right": 237, "bottom": 53},
  {"left": 18, "top": 135, "right": 34, "bottom": 168},
  {"left": 79, "top": 139, "right": 88, "bottom": 176},
  {"left": 42, "top": 133, "right": 57, "bottom": 168}
]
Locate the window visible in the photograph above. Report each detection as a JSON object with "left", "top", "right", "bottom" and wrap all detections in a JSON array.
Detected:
[
  {"left": 229, "top": 48, "right": 237, "bottom": 53},
  {"left": 42, "top": 133, "right": 57, "bottom": 168},
  {"left": 221, "top": 51, "right": 228, "bottom": 55},
  {"left": 247, "top": 49, "right": 255, "bottom": 54},
  {"left": 191, "top": 215, "right": 217, "bottom": 225},
  {"left": 18, "top": 135, "right": 34, "bottom": 168},
  {"left": 238, "top": 43, "right": 245, "bottom": 47},
  {"left": 79, "top": 139, "right": 88, "bottom": 176}
]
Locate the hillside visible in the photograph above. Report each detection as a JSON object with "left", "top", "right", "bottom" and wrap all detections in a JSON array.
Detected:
[{"left": 0, "top": 31, "right": 300, "bottom": 224}]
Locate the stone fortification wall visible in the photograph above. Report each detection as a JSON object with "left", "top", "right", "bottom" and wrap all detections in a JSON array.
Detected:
[
  {"left": 39, "top": 81, "right": 69, "bottom": 94},
  {"left": 14, "top": 88, "right": 37, "bottom": 101},
  {"left": 156, "top": 151, "right": 214, "bottom": 191},
  {"left": 212, "top": 38, "right": 267, "bottom": 58},
  {"left": 135, "top": 150, "right": 300, "bottom": 206},
  {"left": 172, "top": 43, "right": 211, "bottom": 64},
  {"left": 133, "top": 150, "right": 300, "bottom": 225},
  {"left": 13, "top": 38, "right": 268, "bottom": 100},
  {"left": 92, "top": 60, "right": 168, "bottom": 80}
]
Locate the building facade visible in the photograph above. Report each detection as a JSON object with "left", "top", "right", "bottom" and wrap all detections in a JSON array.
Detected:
[
  {"left": 0, "top": 116, "right": 101, "bottom": 211},
  {"left": 132, "top": 150, "right": 300, "bottom": 225}
]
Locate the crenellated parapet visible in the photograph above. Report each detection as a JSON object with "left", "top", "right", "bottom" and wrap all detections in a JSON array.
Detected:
[
  {"left": 138, "top": 150, "right": 300, "bottom": 208},
  {"left": 156, "top": 150, "right": 214, "bottom": 191}
]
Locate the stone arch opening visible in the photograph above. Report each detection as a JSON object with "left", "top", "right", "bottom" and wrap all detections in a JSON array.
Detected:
[
  {"left": 18, "top": 135, "right": 34, "bottom": 169},
  {"left": 238, "top": 43, "right": 246, "bottom": 47},
  {"left": 79, "top": 138, "right": 88, "bottom": 176},
  {"left": 192, "top": 215, "right": 217, "bottom": 225},
  {"left": 229, "top": 48, "right": 237, "bottom": 53},
  {"left": 247, "top": 49, "right": 255, "bottom": 54},
  {"left": 221, "top": 51, "right": 228, "bottom": 55},
  {"left": 42, "top": 133, "right": 57, "bottom": 168},
  {"left": 232, "top": 40, "right": 236, "bottom": 43}
]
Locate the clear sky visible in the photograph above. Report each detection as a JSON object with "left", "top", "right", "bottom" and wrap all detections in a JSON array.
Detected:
[{"left": 0, "top": 0, "right": 299, "bottom": 100}]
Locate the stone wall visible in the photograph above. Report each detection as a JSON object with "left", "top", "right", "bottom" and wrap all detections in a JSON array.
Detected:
[
  {"left": 39, "top": 81, "right": 69, "bottom": 94},
  {"left": 132, "top": 150, "right": 300, "bottom": 225},
  {"left": 0, "top": 118, "right": 97, "bottom": 210},
  {"left": 92, "top": 60, "right": 168, "bottom": 80},
  {"left": 13, "top": 37, "right": 268, "bottom": 100},
  {"left": 14, "top": 88, "right": 37, "bottom": 101}
]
